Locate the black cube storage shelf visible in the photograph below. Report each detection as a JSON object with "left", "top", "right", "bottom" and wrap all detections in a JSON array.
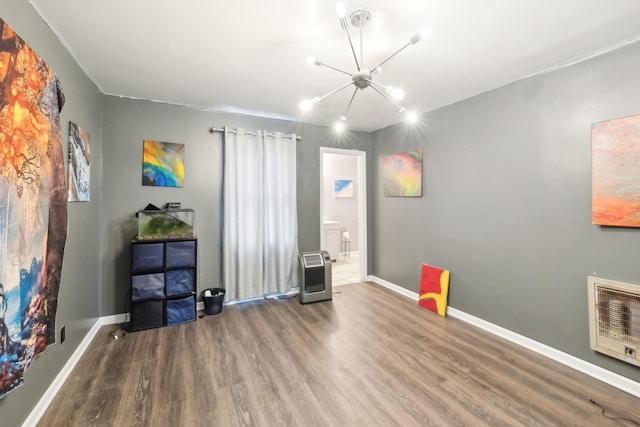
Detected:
[{"left": 130, "top": 238, "right": 197, "bottom": 332}]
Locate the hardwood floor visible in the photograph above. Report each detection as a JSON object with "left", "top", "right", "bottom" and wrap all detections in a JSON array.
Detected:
[
  {"left": 38, "top": 282, "right": 640, "bottom": 426},
  {"left": 332, "top": 252, "right": 360, "bottom": 286}
]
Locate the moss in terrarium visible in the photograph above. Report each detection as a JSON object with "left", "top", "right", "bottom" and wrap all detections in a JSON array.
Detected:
[{"left": 142, "top": 215, "right": 193, "bottom": 238}]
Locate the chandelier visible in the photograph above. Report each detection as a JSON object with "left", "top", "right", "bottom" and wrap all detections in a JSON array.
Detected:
[{"left": 301, "top": 2, "right": 431, "bottom": 131}]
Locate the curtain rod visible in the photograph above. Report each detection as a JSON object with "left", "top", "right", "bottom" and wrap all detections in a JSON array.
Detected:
[{"left": 209, "top": 127, "right": 301, "bottom": 141}]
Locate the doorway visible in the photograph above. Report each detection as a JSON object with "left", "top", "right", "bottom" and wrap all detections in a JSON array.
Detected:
[{"left": 320, "top": 148, "right": 367, "bottom": 286}]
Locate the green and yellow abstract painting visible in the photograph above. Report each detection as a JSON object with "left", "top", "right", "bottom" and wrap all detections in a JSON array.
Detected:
[{"left": 383, "top": 149, "right": 423, "bottom": 197}]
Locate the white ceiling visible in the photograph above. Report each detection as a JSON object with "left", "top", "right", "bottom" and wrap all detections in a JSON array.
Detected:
[{"left": 29, "top": 0, "right": 640, "bottom": 132}]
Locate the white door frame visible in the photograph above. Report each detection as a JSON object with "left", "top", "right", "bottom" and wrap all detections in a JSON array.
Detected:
[{"left": 319, "top": 147, "right": 367, "bottom": 282}]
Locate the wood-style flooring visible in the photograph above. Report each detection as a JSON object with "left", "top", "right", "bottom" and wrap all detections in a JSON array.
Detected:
[
  {"left": 38, "top": 282, "right": 640, "bottom": 426},
  {"left": 332, "top": 252, "right": 360, "bottom": 286}
]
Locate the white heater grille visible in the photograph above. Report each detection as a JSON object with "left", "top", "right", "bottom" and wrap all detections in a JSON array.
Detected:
[{"left": 587, "top": 276, "right": 640, "bottom": 366}]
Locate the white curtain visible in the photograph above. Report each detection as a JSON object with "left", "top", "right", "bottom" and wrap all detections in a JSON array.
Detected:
[{"left": 222, "top": 128, "right": 299, "bottom": 301}]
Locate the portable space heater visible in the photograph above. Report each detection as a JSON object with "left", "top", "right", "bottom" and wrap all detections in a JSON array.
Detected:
[{"left": 299, "top": 250, "right": 332, "bottom": 304}]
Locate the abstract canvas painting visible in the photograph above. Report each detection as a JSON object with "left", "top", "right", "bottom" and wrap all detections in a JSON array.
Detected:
[
  {"left": 383, "top": 149, "right": 423, "bottom": 197},
  {"left": 0, "top": 18, "right": 68, "bottom": 399},
  {"left": 592, "top": 114, "right": 640, "bottom": 227},
  {"left": 418, "top": 263, "right": 450, "bottom": 317},
  {"left": 67, "top": 121, "right": 91, "bottom": 202},
  {"left": 142, "top": 140, "right": 185, "bottom": 187},
  {"left": 334, "top": 179, "right": 354, "bottom": 198}
]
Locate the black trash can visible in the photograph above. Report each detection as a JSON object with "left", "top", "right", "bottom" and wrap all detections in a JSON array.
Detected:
[{"left": 202, "top": 288, "right": 225, "bottom": 315}]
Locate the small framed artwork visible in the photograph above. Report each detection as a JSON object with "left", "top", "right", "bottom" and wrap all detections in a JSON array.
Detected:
[
  {"left": 383, "top": 149, "right": 423, "bottom": 197},
  {"left": 142, "top": 139, "right": 185, "bottom": 187},
  {"left": 68, "top": 121, "right": 91, "bottom": 202},
  {"left": 334, "top": 179, "right": 354, "bottom": 198}
]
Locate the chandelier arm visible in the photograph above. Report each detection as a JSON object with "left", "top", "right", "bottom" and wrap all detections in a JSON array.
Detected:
[
  {"left": 369, "top": 84, "right": 406, "bottom": 112},
  {"left": 360, "top": 24, "right": 364, "bottom": 69},
  {"left": 340, "top": 17, "right": 361, "bottom": 71},
  {"left": 317, "top": 62, "right": 352, "bottom": 77},
  {"left": 368, "top": 80, "right": 403, "bottom": 99},
  {"left": 316, "top": 81, "right": 356, "bottom": 104},
  {"left": 341, "top": 87, "right": 359, "bottom": 119},
  {"left": 370, "top": 40, "right": 412, "bottom": 75}
]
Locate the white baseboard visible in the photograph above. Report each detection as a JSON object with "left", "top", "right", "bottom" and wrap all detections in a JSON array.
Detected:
[
  {"left": 366, "top": 275, "right": 640, "bottom": 399},
  {"left": 22, "top": 316, "right": 107, "bottom": 427},
  {"left": 366, "top": 275, "right": 416, "bottom": 299},
  {"left": 101, "top": 313, "right": 128, "bottom": 325}
]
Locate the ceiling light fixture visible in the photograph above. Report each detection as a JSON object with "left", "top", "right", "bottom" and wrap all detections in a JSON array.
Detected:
[{"left": 301, "top": 2, "right": 431, "bottom": 130}]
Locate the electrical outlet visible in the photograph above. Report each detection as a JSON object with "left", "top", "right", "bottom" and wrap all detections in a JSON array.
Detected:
[
  {"left": 624, "top": 347, "right": 635, "bottom": 357},
  {"left": 60, "top": 325, "right": 66, "bottom": 344}
]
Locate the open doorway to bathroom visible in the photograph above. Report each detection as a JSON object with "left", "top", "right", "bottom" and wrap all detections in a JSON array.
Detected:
[{"left": 320, "top": 148, "right": 367, "bottom": 286}]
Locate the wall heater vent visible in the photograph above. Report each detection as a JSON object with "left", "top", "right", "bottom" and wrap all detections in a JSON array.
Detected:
[{"left": 587, "top": 276, "right": 640, "bottom": 366}]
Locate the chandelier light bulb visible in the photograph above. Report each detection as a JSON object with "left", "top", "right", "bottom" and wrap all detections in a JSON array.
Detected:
[
  {"left": 300, "top": 96, "right": 321, "bottom": 111},
  {"left": 300, "top": 100, "right": 312, "bottom": 111},
  {"left": 410, "top": 25, "right": 433, "bottom": 44},
  {"left": 335, "top": 2, "right": 346, "bottom": 18},
  {"left": 335, "top": 119, "right": 346, "bottom": 132},
  {"left": 386, "top": 86, "right": 405, "bottom": 100},
  {"left": 420, "top": 26, "right": 433, "bottom": 39},
  {"left": 307, "top": 56, "right": 322, "bottom": 66},
  {"left": 406, "top": 111, "right": 418, "bottom": 123}
]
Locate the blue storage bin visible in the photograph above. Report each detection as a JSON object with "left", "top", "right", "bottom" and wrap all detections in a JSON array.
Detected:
[
  {"left": 131, "top": 273, "right": 165, "bottom": 301},
  {"left": 166, "top": 295, "right": 196, "bottom": 325},
  {"left": 132, "top": 242, "right": 164, "bottom": 272},
  {"left": 166, "top": 240, "right": 196, "bottom": 267},
  {"left": 166, "top": 240, "right": 196, "bottom": 268},
  {"left": 166, "top": 268, "right": 195, "bottom": 296}
]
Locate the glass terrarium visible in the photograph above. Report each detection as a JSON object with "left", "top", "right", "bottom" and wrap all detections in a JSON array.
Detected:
[{"left": 137, "top": 209, "right": 195, "bottom": 240}]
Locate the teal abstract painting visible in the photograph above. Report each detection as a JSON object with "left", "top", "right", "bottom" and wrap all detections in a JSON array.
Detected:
[{"left": 334, "top": 179, "right": 354, "bottom": 198}]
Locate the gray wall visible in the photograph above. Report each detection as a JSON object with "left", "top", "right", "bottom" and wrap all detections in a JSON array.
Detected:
[
  {"left": 323, "top": 153, "right": 360, "bottom": 251},
  {"left": 0, "top": 2, "right": 104, "bottom": 425},
  {"left": 5, "top": 1, "right": 639, "bottom": 423},
  {"left": 101, "top": 96, "right": 373, "bottom": 315},
  {"left": 372, "top": 41, "right": 640, "bottom": 382}
]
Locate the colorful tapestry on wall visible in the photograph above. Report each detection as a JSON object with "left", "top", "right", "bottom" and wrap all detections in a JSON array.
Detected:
[
  {"left": 0, "top": 18, "right": 68, "bottom": 399},
  {"left": 383, "top": 149, "right": 423, "bottom": 197},
  {"left": 592, "top": 114, "right": 640, "bottom": 227},
  {"left": 418, "top": 263, "right": 450, "bottom": 317},
  {"left": 142, "top": 139, "right": 185, "bottom": 187},
  {"left": 68, "top": 121, "right": 91, "bottom": 202}
]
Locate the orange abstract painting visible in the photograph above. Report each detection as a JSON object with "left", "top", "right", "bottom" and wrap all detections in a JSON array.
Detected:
[
  {"left": 592, "top": 114, "right": 640, "bottom": 227},
  {"left": 418, "top": 263, "right": 450, "bottom": 317}
]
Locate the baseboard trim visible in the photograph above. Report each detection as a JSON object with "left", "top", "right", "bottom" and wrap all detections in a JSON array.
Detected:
[
  {"left": 101, "top": 313, "right": 128, "bottom": 325},
  {"left": 365, "top": 275, "right": 417, "bottom": 299},
  {"left": 22, "top": 316, "right": 106, "bottom": 427},
  {"left": 367, "top": 275, "right": 640, "bottom": 399}
]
